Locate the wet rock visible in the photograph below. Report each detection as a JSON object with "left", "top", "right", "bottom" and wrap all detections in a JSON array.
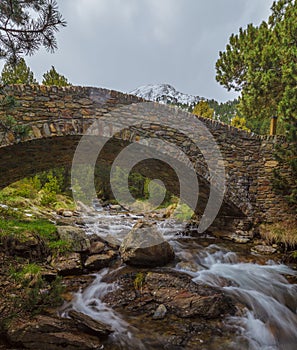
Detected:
[
  {"left": 63, "top": 210, "right": 74, "bottom": 217},
  {"left": 109, "top": 204, "right": 122, "bottom": 211},
  {"left": 57, "top": 226, "right": 90, "bottom": 252},
  {"left": 7, "top": 315, "right": 103, "bottom": 349},
  {"left": 55, "top": 216, "right": 78, "bottom": 226},
  {"left": 153, "top": 304, "right": 167, "bottom": 320},
  {"left": 51, "top": 252, "right": 82, "bottom": 275},
  {"left": 119, "top": 221, "right": 175, "bottom": 267},
  {"left": 89, "top": 241, "right": 105, "bottom": 255},
  {"left": 176, "top": 261, "right": 201, "bottom": 272},
  {"left": 231, "top": 235, "right": 251, "bottom": 244},
  {"left": 68, "top": 310, "right": 112, "bottom": 336},
  {"left": 103, "top": 270, "right": 235, "bottom": 319},
  {"left": 145, "top": 272, "right": 233, "bottom": 318},
  {"left": 251, "top": 245, "right": 277, "bottom": 255},
  {"left": 211, "top": 229, "right": 252, "bottom": 244},
  {"left": 84, "top": 250, "right": 117, "bottom": 271},
  {"left": 56, "top": 208, "right": 74, "bottom": 217},
  {"left": 103, "top": 234, "right": 122, "bottom": 249}
]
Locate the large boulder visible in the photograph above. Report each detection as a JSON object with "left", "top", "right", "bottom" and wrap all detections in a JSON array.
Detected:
[
  {"left": 57, "top": 226, "right": 90, "bottom": 253},
  {"left": 7, "top": 314, "right": 106, "bottom": 349},
  {"left": 119, "top": 221, "right": 175, "bottom": 267},
  {"left": 103, "top": 270, "right": 235, "bottom": 319},
  {"left": 51, "top": 252, "right": 82, "bottom": 275}
]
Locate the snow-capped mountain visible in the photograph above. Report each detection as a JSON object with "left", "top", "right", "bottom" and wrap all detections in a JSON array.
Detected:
[{"left": 130, "top": 84, "right": 201, "bottom": 106}]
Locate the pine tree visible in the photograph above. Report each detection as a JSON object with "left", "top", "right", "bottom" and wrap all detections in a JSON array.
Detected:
[
  {"left": 0, "top": 58, "right": 37, "bottom": 84},
  {"left": 215, "top": 0, "right": 297, "bottom": 134},
  {"left": 0, "top": 0, "right": 66, "bottom": 63},
  {"left": 42, "top": 66, "right": 71, "bottom": 86},
  {"left": 216, "top": 0, "right": 296, "bottom": 209}
]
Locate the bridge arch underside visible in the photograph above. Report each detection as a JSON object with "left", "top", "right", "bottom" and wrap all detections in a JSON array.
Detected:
[{"left": 0, "top": 134, "right": 248, "bottom": 229}]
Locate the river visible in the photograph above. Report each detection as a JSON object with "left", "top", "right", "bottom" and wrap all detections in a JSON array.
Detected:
[{"left": 61, "top": 204, "right": 297, "bottom": 350}]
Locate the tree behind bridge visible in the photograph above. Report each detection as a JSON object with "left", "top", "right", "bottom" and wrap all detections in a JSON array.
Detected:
[
  {"left": 0, "top": 58, "right": 37, "bottom": 84},
  {"left": 216, "top": 0, "right": 296, "bottom": 209},
  {"left": 42, "top": 66, "right": 71, "bottom": 86},
  {"left": 192, "top": 101, "right": 214, "bottom": 119}
]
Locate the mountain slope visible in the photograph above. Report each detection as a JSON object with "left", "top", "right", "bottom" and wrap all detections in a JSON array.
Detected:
[{"left": 130, "top": 84, "right": 201, "bottom": 106}]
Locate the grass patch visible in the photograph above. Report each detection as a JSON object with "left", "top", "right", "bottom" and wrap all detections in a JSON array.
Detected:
[
  {"left": 9, "top": 263, "right": 42, "bottom": 286},
  {"left": 0, "top": 218, "right": 57, "bottom": 241},
  {"left": 9, "top": 263, "right": 64, "bottom": 314},
  {"left": 259, "top": 222, "right": 297, "bottom": 250},
  {"left": 48, "top": 239, "right": 71, "bottom": 254}
]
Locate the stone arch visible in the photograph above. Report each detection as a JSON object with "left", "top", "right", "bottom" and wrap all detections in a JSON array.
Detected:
[{"left": 0, "top": 84, "right": 292, "bottom": 226}]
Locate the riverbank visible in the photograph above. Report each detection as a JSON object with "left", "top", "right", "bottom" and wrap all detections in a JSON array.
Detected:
[{"left": 0, "top": 182, "right": 296, "bottom": 349}]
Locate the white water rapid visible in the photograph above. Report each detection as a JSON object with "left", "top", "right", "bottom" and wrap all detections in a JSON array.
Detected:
[{"left": 63, "top": 206, "right": 297, "bottom": 350}]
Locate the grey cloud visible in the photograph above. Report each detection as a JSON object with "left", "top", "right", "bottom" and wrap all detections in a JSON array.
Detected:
[{"left": 1, "top": 0, "right": 272, "bottom": 101}]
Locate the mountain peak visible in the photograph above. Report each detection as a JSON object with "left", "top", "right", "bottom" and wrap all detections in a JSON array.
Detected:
[{"left": 130, "top": 84, "right": 201, "bottom": 106}]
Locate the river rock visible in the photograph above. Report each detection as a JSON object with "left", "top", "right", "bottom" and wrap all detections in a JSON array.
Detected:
[
  {"left": 51, "top": 252, "right": 82, "bottom": 275},
  {"left": 119, "top": 221, "right": 175, "bottom": 267},
  {"left": 145, "top": 272, "right": 234, "bottom": 318},
  {"left": 212, "top": 230, "right": 251, "bottom": 243},
  {"left": 7, "top": 315, "right": 103, "bottom": 349},
  {"left": 68, "top": 310, "right": 112, "bottom": 336},
  {"left": 57, "top": 226, "right": 90, "bottom": 252},
  {"left": 251, "top": 245, "right": 277, "bottom": 255},
  {"left": 231, "top": 235, "right": 251, "bottom": 244},
  {"left": 89, "top": 241, "right": 105, "bottom": 254},
  {"left": 103, "top": 234, "right": 122, "bottom": 249},
  {"left": 152, "top": 304, "right": 167, "bottom": 320},
  {"left": 84, "top": 250, "right": 117, "bottom": 271},
  {"left": 103, "top": 270, "right": 235, "bottom": 319},
  {"left": 176, "top": 261, "right": 201, "bottom": 272},
  {"left": 109, "top": 204, "right": 122, "bottom": 211}
]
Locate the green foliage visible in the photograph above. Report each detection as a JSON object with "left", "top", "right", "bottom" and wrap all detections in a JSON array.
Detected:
[
  {"left": 207, "top": 98, "right": 239, "bottom": 124},
  {"left": 0, "top": 58, "right": 37, "bottom": 84},
  {"left": 42, "top": 66, "right": 71, "bottom": 86},
  {"left": 9, "top": 263, "right": 42, "bottom": 286},
  {"left": 48, "top": 239, "right": 71, "bottom": 254},
  {"left": 173, "top": 203, "right": 194, "bottom": 222},
  {"left": 216, "top": 0, "right": 297, "bottom": 207},
  {"left": 0, "top": 0, "right": 66, "bottom": 63},
  {"left": 134, "top": 272, "right": 145, "bottom": 291},
  {"left": 273, "top": 139, "right": 297, "bottom": 209},
  {"left": 0, "top": 205, "right": 23, "bottom": 220},
  {"left": 0, "top": 218, "right": 57, "bottom": 241},
  {"left": 9, "top": 263, "right": 64, "bottom": 314},
  {"left": 173, "top": 98, "right": 239, "bottom": 124},
  {"left": 216, "top": 0, "right": 296, "bottom": 135},
  {"left": 192, "top": 100, "right": 214, "bottom": 119},
  {"left": 43, "top": 172, "right": 61, "bottom": 194},
  {"left": 40, "top": 170, "right": 63, "bottom": 206},
  {"left": 0, "top": 92, "right": 29, "bottom": 143},
  {"left": 231, "top": 115, "right": 251, "bottom": 132}
]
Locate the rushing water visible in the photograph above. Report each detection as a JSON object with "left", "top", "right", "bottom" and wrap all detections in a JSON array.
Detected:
[{"left": 63, "top": 205, "right": 297, "bottom": 350}]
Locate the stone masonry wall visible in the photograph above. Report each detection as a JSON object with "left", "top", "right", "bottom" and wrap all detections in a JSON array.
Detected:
[{"left": 0, "top": 85, "right": 295, "bottom": 225}]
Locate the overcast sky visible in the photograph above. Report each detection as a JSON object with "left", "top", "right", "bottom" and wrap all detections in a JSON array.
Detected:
[{"left": 4, "top": 0, "right": 273, "bottom": 102}]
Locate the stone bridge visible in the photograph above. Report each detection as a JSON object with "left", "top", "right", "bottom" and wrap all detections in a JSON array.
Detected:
[{"left": 0, "top": 85, "right": 293, "bottom": 230}]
